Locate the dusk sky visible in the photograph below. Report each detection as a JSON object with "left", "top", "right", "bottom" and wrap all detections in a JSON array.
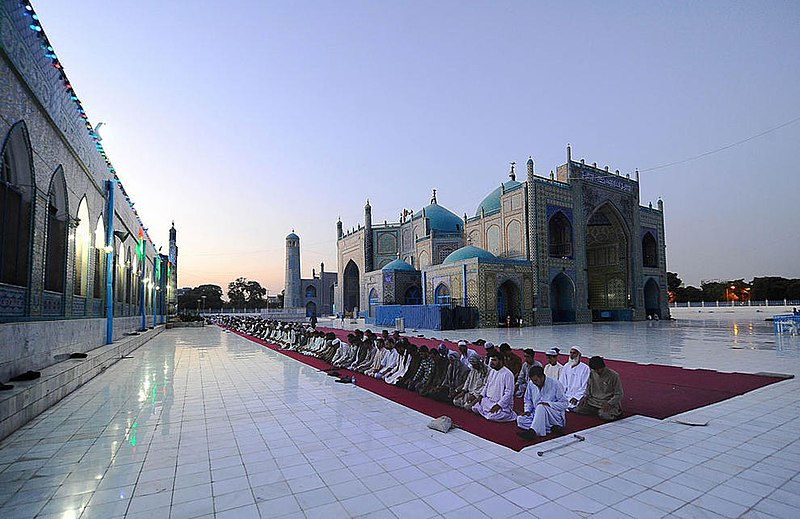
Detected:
[{"left": 35, "top": 1, "right": 800, "bottom": 294}]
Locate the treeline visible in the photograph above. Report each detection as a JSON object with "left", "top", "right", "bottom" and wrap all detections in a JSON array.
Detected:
[
  {"left": 177, "top": 277, "right": 283, "bottom": 311},
  {"left": 668, "top": 273, "right": 800, "bottom": 303}
]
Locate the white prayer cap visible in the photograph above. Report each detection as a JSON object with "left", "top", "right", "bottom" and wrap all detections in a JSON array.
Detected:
[
  {"left": 546, "top": 348, "right": 560, "bottom": 356},
  {"left": 447, "top": 351, "right": 459, "bottom": 359},
  {"left": 457, "top": 340, "right": 467, "bottom": 347},
  {"left": 332, "top": 339, "right": 341, "bottom": 345},
  {"left": 484, "top": 342, "right": 495, "bottom": 350}
]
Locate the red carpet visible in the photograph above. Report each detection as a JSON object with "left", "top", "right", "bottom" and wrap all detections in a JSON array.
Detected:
[{"left": 229, "top": 327, "right": 788, "bottom": 452}]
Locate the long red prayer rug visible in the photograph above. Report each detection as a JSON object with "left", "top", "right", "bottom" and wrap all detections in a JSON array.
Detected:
[{"left": 229, "top": 326, "right": 789, "bottom": 452}]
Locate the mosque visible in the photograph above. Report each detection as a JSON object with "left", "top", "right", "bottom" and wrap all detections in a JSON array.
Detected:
[{"left": 333, "top": 150, "right": 670, "bottom": 328}]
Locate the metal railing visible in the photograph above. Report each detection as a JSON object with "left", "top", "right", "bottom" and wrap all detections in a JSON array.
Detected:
[{"left": 670, "top": 300, "right": 800, "bottom": 308}]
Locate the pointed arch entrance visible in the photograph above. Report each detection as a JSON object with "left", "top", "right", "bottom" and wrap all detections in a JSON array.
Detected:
[
  {"left": 586, "top": 203, "right": 630, "bottom": 321},
  {"left": 343, "top": 260, "right": 360, "bottom": 314},
  {"left": 497, "top": 280, "right": 520, "bottom": 326},
  {"left": 306, "top": 301, "right": 317, "bottom": 318},
  {"left": 644, "top": 278, "right": 661, "bottom": 319},
  {"left": 550, "top": 273, "right": 576, "bottom": 323}
]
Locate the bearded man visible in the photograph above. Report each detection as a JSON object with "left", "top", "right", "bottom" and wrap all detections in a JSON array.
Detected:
[{"left": 558, "top": 347, "right": 590, "bottom": 411}]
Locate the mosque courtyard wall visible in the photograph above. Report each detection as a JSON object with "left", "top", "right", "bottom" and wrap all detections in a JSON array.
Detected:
[{"left": 0, "top": 2, "right": 176, "bottom": 382}]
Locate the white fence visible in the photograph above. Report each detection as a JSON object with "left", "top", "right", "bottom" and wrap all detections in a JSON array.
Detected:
[{"left": 670, "top": 300, "right": 800, "bottom": 308}]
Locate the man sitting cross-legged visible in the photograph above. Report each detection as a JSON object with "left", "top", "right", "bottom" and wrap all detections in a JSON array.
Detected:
[
  {"left": 558, "top": 346, "right": 590, "bottom": 411},
  {"left": 574, "top": 356, "right": 624, "bottom": 421},
  {"left": 516, "top": 365, "right": 569, "bottom": 440},
  {"left": 471, "top": 352, "right": 517, "bottom": 422}
]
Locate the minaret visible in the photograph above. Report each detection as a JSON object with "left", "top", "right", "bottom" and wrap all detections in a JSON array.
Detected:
[
  {"left": 364, "top": 199, "right": 374, "bottom": 272},
  {"left": 336, "top": 217, "right": 343, "bottom": 239},
  {"left": 284, "top": 231, "right": 302, "bottom": 308}
]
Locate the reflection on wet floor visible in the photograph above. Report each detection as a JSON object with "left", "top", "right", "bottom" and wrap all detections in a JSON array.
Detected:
[{"left": 0, "top": 318, "right": 798, "bottom": 518}]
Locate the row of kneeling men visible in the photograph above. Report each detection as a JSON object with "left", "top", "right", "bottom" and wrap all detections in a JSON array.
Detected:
[{"left": 211, "top": 317, "right": 624, "bottom": 441}]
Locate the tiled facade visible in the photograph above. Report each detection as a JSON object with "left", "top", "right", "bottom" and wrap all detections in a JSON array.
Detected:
[{"left": 337, "top": 151, "right": 669, "bottom": 327}]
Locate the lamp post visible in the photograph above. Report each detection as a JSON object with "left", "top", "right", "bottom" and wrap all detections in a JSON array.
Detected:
[
  {"left": 201, "top": 295, "right": 206, "bottom": 315},
  {"left": 196, "top": 298, "right": 201, "bottom": 315}
]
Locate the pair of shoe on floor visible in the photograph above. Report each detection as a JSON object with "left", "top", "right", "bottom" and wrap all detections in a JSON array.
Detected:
[{"left": 1, "top": 370, "right": 42, "bottom": 389}]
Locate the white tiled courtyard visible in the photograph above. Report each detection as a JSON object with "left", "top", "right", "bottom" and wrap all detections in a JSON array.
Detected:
[{"left": 1, "top": 308, "right": 799, "bottom": 518}]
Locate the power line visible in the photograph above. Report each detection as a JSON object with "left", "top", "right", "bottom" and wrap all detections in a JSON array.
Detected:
[{"left": 640, "top": 114, "right": 800, "bottom": 172}]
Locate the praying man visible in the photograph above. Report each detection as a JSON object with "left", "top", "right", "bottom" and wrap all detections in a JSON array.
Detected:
[
  {"left": 558, "top": 347, "right": 590, "bottom": 410},
  {"left": 516, "top": 365, "right": 568, "bottom": 440},
  {"left": 471, "top": 353, "right": 517, "bottom": 422},
  {"left": 575, "top": 356, "right": 624, "bottom": 421}
]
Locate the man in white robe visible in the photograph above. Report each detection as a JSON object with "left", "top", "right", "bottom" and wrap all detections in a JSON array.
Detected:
[
  {"left": 330, "top": 337, "right": 351, "bottom": 367},
  {"left": 516, "top": 365, "right": 568, "bottom": 439},
  {"left": 543, "top": 348, "right": 563, "bottom": 381},
  {"left": 457, "top": 341, "right": 477, "bottom": 371},
  {"left": 471, "top": 353, "right": 517, "bottom": 422},
  {"left": 558, "top": 347, "right": 590, "bottom": 410},
  {"left": 374, "top": 341, "right": 400, "bottom": 379}
]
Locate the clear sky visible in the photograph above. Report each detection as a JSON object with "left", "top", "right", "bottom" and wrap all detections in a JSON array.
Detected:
[{"left": 34, "top": 0, "right": 800, "bottom": 293}]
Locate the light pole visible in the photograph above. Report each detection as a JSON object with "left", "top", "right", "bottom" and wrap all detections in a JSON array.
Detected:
[
  {"left": 201, "top": 295, "right": 206, "bottom": 315},
  {"left": 196, "top": 298, "right": 200, "bottom": 315}
]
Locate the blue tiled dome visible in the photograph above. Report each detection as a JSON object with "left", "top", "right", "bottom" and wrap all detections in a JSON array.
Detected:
[
  {"left": 422, "top": 203, "right": 462, "bottom": 233},
  {"left": 475, "top": 180, "right": 522, "bottom": 217},
  {"left": 286, "top": 232, "right": 299, "bottom": 240},
  {"left": 382, "top": 259, "right": 416, "bottom": 272},
  {"left": 442, "top": 245, "right": 497, "bottom": 264}
]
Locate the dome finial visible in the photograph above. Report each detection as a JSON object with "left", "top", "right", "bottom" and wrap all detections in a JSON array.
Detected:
[
  {"left": 509, "top": 161, "right": 516, "bottom": 181},
  {"left": 431, "top": 189, "right": 437, "bottom": 204}
]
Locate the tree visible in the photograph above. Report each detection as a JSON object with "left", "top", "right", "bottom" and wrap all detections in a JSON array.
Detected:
[
  {"left": 752, "top": 277, "right": 793, "bottom": 301},
  {"left": 667, "top": 272, "right": 683, "bottom": 292},
  {"left": 177, "top": 284, "right": 224, "bottom": 312},
  {"left": 227, "top": 277, "right": 267, "bottom": 308}
]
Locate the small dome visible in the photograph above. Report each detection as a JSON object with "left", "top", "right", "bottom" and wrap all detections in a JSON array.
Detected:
[
  {"left": 382, "top": 259, "right": 416, "bottom": 272},
  {"left": 475, "top": 180, "right": 522, "bottom": 216},
  {"left": 526, "top": 157, "right": 534, "bottom": 166},
  {"left": 443, "top": 245, "right": 497, "bottom": 264},
  {"left": 421, "top": 202, "right": 462, "bottom": 233},
  {"left": 286, "top": 232, "right": 299, "bottom": 240}
]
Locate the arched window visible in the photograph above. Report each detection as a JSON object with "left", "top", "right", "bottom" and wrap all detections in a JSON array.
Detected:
[
  {"left": 548, "top": 211, "right": 573, "bottom": 258},
  {"left": 93, "top": 216, "right": 104, "bottom": 299},
  {"left": 486, "top": 225, "right": 501, "bottom": 255},
  {"left": 642, "top": 232, "right": 658, "bottom": 268},
  {"left": 506, "top": 220, "right": 522, "bottom": 256},
  {"left": 116, "top": 242, "right": 124, "bottom": 303},
  {"left": 131, "top": 248, "right": 138, "bottom": 305},
  {"left": 306, "top": 285, "right": 317, "bottom": 298},
  {"left": 418, "top": 250, "right": 429, "bottom": 268},
  {"left": 74, "top": 198, "right": 90, "bottom": 296},
  {"left": 44, "top": 167, "right": 68, "bottom": 293},
  {"left": 0, "top": 122, "right": 35, "bottom": 288},
  {"left": 404, "top": 286, "right": 422, "bottom": 305},
  {"left": 435, "top": 283, "right": 451, "bottom": 305},
  {"left": 125, "top": 246, "right": 132, "bottom": 303}
]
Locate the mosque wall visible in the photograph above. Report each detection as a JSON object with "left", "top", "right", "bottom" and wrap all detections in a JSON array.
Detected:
[{"left": 0, "top": 2, "right": 173, "bottom": 382}]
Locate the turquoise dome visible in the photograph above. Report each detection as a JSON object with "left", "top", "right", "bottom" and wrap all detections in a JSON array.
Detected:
[
  {"left": 286, "top": 232, "right": 299, "bottom": 240},
  {"left": 382, "top": 259, "right": 416, "bottom": 272},
  {"left": 475, "top": 180, "right": 521, "bottom": 216},
  {"left": 421, "top": 203, "right": 462, "bottom": 233},
  {"left": 443, "top": 245, "right": 497, "bottom": 264}
]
